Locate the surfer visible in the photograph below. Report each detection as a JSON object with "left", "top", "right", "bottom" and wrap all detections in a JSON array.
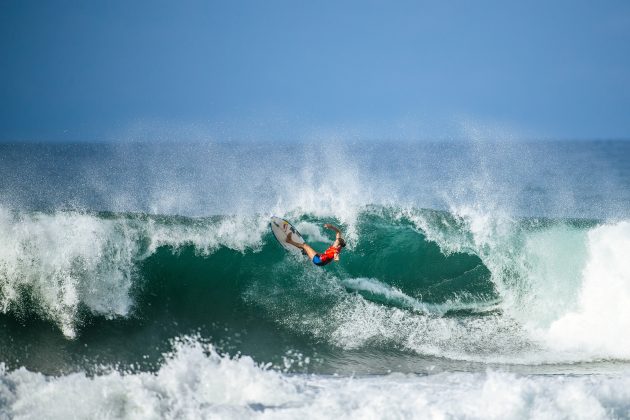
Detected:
[{"left": 286, "top": 223, "right": 346, "bottom": 266}]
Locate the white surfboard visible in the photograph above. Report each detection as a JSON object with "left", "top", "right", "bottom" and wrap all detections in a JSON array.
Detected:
[{"left": 270, "top": 217, "right": 305, "bottom": 253}]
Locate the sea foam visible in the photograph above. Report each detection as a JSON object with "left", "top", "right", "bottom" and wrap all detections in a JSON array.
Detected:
[
  {"left": 544, "top": 221, "right": 630, "bottom": 358},
  {"left": 0, "top": 337, "right": 629, "bottom": 420}
]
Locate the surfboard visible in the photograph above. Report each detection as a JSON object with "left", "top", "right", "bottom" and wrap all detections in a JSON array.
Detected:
[{"left": 270, "top": 217, "right": 305, "bottom": 253}]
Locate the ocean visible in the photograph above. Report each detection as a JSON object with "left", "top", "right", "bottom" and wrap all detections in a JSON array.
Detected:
[{"left": 0, "top": 140, "right": 629, "bottom": 419}]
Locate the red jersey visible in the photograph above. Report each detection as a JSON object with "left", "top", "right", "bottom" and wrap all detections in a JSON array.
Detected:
[{"left": 318, "top": 245, "right": 342, "bottom": 264}]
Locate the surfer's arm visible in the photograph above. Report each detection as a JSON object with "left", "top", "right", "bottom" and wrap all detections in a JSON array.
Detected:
[
  {"left": 324, "top": 223, "right": 340, "bottom": 233},
  {"left": 324, "top": 224, "right": 343, "bottom": 240}
]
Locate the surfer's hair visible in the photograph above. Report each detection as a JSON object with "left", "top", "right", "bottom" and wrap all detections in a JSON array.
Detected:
[{"left": 338, "top": 238, "right": 346, "bottom": 248}]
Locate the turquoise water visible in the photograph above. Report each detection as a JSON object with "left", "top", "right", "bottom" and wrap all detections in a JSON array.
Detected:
[{"left": 0, "top": 141, "right": 629, "bottom": 418}]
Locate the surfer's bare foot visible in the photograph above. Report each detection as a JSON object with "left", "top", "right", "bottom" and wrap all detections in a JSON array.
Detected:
[{"left": 286, "top": 232, "right": 302, "bottom": 248}]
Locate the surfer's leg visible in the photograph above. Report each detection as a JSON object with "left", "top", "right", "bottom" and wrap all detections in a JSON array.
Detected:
[
  {"left": 286, "top": 232, "right": 301, "bottom": 247},
  {"left": 287, "top": 233, "right": 318, "bottom": 259},
  {"left": 300, "top": 244, "right": 318, "bottom": 260}
]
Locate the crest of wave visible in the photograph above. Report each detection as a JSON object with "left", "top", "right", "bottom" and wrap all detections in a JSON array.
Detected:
[
  {"left": 0, "top": 208, "right": 269, "bottom": 338},
  {"left": 0, "top": 208, "right": 137, "bottom": 338},
  {"left": 407, "top": 202, "right": 630, "bottom": 361}
]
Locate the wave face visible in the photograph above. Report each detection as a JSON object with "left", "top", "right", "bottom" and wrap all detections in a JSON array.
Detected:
[{"left": 0, "top": 205, "right": 628, "bottom": 374}]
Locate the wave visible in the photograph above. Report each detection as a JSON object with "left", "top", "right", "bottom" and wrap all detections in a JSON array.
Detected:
[
  {"left": 0, "top": 207, "right": 268, "bottom": 338},
  {"left": 0, "top": 205, "right": 629, "bottom": 367}
]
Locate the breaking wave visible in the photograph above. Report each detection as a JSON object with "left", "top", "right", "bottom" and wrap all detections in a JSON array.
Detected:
[{"left": 0, "top": 205, "right": 628, "bottom": 368}]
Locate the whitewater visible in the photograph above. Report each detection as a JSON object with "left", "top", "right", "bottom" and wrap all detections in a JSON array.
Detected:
[{"left": 0, "top": 140, "right": 630, "bottom": 419}]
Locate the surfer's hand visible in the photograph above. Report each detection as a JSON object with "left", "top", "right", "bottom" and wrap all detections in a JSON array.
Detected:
[{"left": 324, "top": 224, "right": 332, "bottom": 229}]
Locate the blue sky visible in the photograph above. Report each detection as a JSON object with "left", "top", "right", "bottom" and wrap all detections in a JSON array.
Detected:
[{"left": 1, "top": 0, "right": 629, "bottom": 142}]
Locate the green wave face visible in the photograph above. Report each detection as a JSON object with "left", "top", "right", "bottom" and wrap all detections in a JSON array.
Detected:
[{"left": 0, "top": 206, "right": 619, "bottom": 374}]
